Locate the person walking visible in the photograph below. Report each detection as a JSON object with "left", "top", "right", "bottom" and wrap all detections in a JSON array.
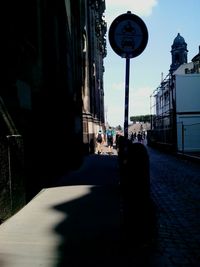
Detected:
[
  {"left": 106, "top": 126, "right": 114, "bottom": 155},
  {"left": 96, "top": 129, "right": 104, "bottom": 154}
]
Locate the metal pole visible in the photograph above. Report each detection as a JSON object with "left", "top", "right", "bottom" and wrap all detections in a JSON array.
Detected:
[
  {"left": 124, "top": 57, "right": 130, "bottom": 140},
  {"left": 181, "top": 122, "right": 185, "bottom": 154}
]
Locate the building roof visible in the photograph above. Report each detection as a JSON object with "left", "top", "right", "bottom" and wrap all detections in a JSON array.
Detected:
[
  {"left": 192, "top": 46, "right": 200, "bottom": 62},
  {"left": 172, "top": 33, "right": 187, "bottom": 47},
  {"left": 173, "top": 62, "right": 193, "bottom": 75}
]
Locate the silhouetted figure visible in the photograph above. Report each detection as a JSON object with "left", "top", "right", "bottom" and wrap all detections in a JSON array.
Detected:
[
  {"left": 130, "top": 131, "right": 134, "bottom": 143},
  {"left": 117, "top": 135, "right": 127, "bottom": 176},
  {"left": 89, "top": 138, "right": 95, "bottom": 154},
  {"left": 137, "top": 132, "right": 143, "bottom": 142}
]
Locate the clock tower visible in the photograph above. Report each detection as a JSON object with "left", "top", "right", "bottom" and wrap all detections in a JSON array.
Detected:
[{"left": 170, "top": 33, "right": 188, "bottom": 74}]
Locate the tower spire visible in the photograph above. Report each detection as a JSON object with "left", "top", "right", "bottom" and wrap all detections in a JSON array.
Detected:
[{"left": 169, "top": 33, "right": 188, "bottom": 74}]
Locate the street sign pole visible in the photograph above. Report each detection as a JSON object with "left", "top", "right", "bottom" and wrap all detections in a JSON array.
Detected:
[
  {"left": 124, "top": 57, "right": 130, "bottom": 140},
  {"left": 109, "top": 11, "right": 148, "bottom": 140}
]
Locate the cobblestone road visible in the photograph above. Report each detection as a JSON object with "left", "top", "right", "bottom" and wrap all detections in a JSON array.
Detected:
[{"left": 147, "top": 146, "right": 200, "bottom": 267}]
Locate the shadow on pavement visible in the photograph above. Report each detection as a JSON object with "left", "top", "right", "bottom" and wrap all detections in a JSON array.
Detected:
[
  {"left": 52, "top": 185, "right": 121, "bottom": 267},
  {"left": 52, "top": 152, "right": 159, "bottom": 266},
  {"left": 55, "top": 154, "right": 120, "bottom": 186}
]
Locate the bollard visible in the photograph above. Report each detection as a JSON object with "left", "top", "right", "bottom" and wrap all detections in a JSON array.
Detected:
[{"left": 119, "top": 141, "right": 156, "bottom": 247}]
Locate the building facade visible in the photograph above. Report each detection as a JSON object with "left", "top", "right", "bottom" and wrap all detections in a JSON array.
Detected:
[
  {"left": 82, "top": 0, "right": 107, "bottom": 153},
  {"left": 149, "top": 34, "right": 200, "bottom": 153},
  {"left": 0, "top": 0, "right": 106, "bottom": 220}
]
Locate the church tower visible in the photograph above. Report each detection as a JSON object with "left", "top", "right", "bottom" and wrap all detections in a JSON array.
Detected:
[{"left": 170, "top": 33, "right": 188, "bottom": 74}]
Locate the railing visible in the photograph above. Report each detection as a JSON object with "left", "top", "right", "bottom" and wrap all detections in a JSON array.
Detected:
[
  {"left": 147, "top": 122, "right": 200, "bottom": 155},
  {"left": 147, "top": 128, "right": 174, "bottom": 148}
]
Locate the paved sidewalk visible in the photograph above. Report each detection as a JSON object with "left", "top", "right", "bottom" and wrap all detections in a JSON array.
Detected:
[
  {"left": 0, "top": 185, "right": 122, "bottom": 267},
  {"left": 0, "top": 151, "right": 122, "bottom": 267}
]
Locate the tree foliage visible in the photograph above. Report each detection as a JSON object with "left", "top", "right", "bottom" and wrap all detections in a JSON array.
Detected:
[{"left": 130, "top": 114, "right": 151, "bottom": 123}]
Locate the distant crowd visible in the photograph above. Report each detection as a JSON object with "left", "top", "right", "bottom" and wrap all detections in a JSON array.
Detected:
[{"left": 95, "top": 127, "right": 147, "bottom": 155}]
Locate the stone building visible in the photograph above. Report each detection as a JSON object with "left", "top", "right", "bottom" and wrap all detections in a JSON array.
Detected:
[
  {"left": 0, "top": 0, "right": 106, "bottom": 220},
  {"left": 82, "top": 0, "right": 107, "bottom": 153}
]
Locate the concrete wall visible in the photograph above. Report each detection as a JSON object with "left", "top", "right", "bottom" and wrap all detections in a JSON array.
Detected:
[
  {"left": 176, "top": 74, "right": 200, "bottom": 152},
  {"left": 176, "top": 74, "right": 200, "bottom": 112}
]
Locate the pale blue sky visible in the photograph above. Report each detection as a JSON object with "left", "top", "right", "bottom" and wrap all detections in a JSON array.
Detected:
[{"left": 104, "top": 0, "right": 200, "bottom": 127}]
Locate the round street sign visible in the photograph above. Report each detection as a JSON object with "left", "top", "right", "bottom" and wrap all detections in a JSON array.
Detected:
[{"left": 109, "top": 11, "right": 148, "bottom": 58}]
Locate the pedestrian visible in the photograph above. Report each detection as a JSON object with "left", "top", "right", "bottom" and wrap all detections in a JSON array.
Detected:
[
  {"left": 106, "top": 126, "right": 114, "bottom": 154},
  {"left": 130, "top": 132, "right": 134, "bottom": 143},
  {"left": 137, "top": 131, "right": 143, "bottom": 142},
  {"left": 96, "top": 129, "right": 104, "bottom": 154}
]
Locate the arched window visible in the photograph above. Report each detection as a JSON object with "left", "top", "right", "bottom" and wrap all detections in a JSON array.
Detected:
[{"left": 175, "top": 53, "right": 179, "bottom": 64}]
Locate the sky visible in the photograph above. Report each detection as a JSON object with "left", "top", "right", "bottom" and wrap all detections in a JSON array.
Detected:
[{"left": 104, "top": 0, "right": 200, "bottom": 127}]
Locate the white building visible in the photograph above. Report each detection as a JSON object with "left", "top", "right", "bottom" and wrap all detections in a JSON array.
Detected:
[
  {"left": 175, "top": 69, "right": 200, "bottom": 152},
  {"left": 149, "top": 34, "right": 200, "bottom": 153}
]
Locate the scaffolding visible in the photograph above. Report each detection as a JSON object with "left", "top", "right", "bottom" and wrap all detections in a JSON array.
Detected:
[{"left": 148, "top": 74, "right": 176, "bottom": 149}]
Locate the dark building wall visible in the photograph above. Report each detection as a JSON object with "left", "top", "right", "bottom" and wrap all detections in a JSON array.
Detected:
[
  {"left": 19, "top": 0, "right": 85, "bottom": 199},
  {"left": 0, "top": 0, "right": 106, "bottom": 219},
  {"left": 0, "top": 98, "right": 25, "bottom": 222},
  {"left": 0, "top": 0, "right": 84, "bottom": 217},
  {"left": 82, "top": 0, "right": 107, "bottom": 152}
]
